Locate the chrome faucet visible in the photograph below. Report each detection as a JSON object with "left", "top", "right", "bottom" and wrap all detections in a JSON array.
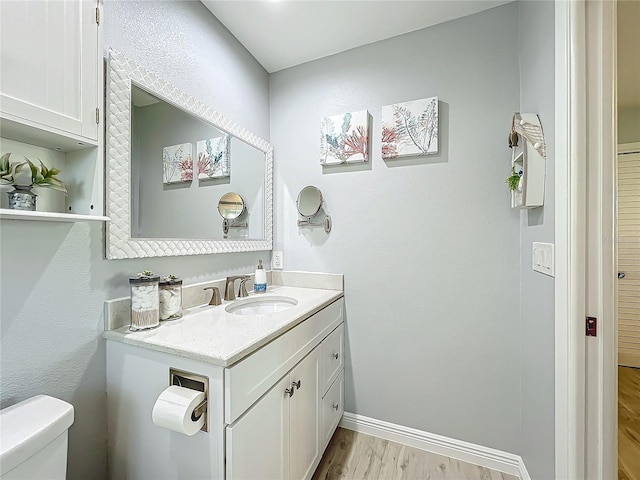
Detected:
[{"left": 224, "top": 275, "right": 251, "bottom": 301}]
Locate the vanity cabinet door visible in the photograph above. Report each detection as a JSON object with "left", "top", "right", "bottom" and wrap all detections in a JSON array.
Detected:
[
  {"left": 226, "top": 375, "right": 290, "bottom": 480},
  {"left": 289, "top": 346, "right": 322, "bottom": 480},
  {"left": 0, "top": 0, "right": 100, "bottom": 141}
]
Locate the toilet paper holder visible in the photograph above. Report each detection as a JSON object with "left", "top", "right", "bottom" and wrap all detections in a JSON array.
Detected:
[{"left": 169, "top": 368, "right": 209, "bottom": 432}]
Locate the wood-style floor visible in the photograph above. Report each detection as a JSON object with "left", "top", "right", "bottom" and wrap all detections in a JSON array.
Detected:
[
  {"left": 619, "top": 366, "right": 640, "bottom": 480},
  {"left": 312, "top": 428, "right": 519, "bottom": 480}
]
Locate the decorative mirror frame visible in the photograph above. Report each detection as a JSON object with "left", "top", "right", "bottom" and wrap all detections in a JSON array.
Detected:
[{"left": 105, "top": 50, "right": 273, "bottom": 259}]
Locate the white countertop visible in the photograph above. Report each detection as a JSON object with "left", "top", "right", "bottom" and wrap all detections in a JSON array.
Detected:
[{"left": 103, "top": 285, "right": 343, "bottom": 367}]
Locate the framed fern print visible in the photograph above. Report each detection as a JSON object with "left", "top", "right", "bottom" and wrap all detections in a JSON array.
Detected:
[
  {"left": 381, "top": 97, "right": 439, "bottom": 159},
  {"left": 162, "top": 143, "right": 193, "bottom": 184},
  {"left": 197, "top": 135, "right": 230, "bottom": 179},
  {"left": 320, "top": 110, "right": 370, "bottom": 165}
]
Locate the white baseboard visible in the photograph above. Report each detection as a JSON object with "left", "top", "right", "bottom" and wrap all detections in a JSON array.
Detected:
[{"left": 339, "top": 412, "right": 531, "bottom": 480}]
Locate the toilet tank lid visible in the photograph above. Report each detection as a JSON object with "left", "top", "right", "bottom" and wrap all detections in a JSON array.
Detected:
[{"left": 0, "top": 395, "right": 74, "bottom": 475}]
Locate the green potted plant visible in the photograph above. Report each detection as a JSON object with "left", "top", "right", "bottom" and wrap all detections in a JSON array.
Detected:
[
  {"left": 0, "top": 153, "right": 67, "bottom": 211},
  {"left": 505, "top": 167, "right": 522, "bottom": 192}
]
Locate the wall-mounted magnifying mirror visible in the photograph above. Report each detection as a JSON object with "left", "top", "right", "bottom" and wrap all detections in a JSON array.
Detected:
[
  {"left": 296, "top": 186, "right": 332, "bottom": 234},
  {"left": 218, "top": 192, "right": 245, "bottom": 219},
  {"left": 218, "top": 192, "right": 247, "bottom": 236}
]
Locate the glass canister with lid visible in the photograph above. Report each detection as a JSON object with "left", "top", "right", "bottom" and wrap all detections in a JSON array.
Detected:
[
  {"left": 159, "top": 275, "right": 183, "bottom": 321},
  {"left": 129, "top": 271, "right": 160, "bottom": 331}
]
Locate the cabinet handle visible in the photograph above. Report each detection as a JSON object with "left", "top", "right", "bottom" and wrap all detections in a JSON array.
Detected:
[
  {"left": 292, "top": 380, "right": 301, "bottom": 390},
  {"left": 285, "top": 387, "right": 295, "bottom": 398},
  {"left": 332, "top": 352, "right": 339, "bottom": 360},
  {"left": 332, "top": 403, "right": 339, "bottom": 411}
]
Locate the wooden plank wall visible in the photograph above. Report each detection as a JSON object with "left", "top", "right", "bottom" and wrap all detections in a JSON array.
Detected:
[{"left": 618, "top": 150, "right": 640, "bottom": 368}]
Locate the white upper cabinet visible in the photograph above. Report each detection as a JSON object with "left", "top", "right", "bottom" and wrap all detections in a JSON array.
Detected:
[{"left": 0, "top": 0, "right": 100, "bottom": 145}]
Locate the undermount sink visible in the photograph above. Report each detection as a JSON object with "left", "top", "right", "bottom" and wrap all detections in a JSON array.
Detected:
[{"left": 225, "top": 296, "right": 298, "bottom": 316}]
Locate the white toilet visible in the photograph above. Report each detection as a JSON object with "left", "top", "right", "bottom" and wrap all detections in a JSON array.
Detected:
[{"left": 0, "top": 395, "right": 74, "bottom": 479}]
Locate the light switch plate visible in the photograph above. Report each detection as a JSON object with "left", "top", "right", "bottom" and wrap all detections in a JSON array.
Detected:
[
  {"left": 532, "top": 242, "right": 555, "bottom": 277},
  {"left": 272, "top": 251, "right": 283, "bottom": 270}
]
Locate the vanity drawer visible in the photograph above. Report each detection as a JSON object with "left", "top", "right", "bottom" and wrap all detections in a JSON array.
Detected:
[
  {"left": 225, "top": 298, "right": 343, "bottom": 424},
  {"left": 321, "top": 370, "right": 344, "bottom": 450},
  {"left": 322, "top": 324, "right": 344, "bottom": 394}
]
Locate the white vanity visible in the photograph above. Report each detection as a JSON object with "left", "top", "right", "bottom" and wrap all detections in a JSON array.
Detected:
[
  {"left": 104, "top": 273, "right": 344, "bottom": 480},
  {"left": 101, "top": 50, "right": 341, "bottom": 480}
]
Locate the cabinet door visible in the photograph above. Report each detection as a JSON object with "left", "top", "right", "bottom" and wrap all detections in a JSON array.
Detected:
[
  {"left": 0, "top": 0, "right": 99, "bottom": 141},
  {"left": 289, "top": 347, "right": 322, "bottom": 480},
  {"left": 226, "top": 375, "right": 290, "bottom": 480}
]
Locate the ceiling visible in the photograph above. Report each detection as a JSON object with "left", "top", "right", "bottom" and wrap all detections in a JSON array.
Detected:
[
  {"left": 201, "top": 0, "right": 510, "bottom": 73},
  {"left": 618, "top": 0, "right": 640, "bottom": 109},
  {"left": 202, "top": 0, "right": 639, "bottom": 107}
]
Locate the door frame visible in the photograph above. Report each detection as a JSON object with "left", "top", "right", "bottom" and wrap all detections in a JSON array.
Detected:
[
  {"left": 554, "top": 0, "right": 617, "bottom": 478},
  {"left": 554, "top": 1, "right": 586, "bottom": 477}
]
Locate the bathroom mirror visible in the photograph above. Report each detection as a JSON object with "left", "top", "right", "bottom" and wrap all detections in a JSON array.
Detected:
[
  {"left": 296, "top": 186, "right": 323, "bottom": 217},
  {"left": 105, "top": 50, "right": 272, "bottom": 259},
  {"left": 296, "top": 185, "right": 332, "bottom": 234},
  {"left": 218, "top": 192, "right": 245, "bottom": 219}
]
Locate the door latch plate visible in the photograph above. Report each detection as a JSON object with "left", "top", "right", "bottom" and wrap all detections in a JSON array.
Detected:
[{"left": 586, "top": 317, "right": 597, "bottom": 337}]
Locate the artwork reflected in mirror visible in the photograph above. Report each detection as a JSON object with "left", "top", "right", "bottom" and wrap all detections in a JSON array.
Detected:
[
  {"left": 129, "top": 84, "right": 264, "bottom": 240},
  {"left": 197, "top": 136, "right": 230, "bottom": 180},
  {"left": 162, "top": 143, "right": 192, "bottom": 184}
]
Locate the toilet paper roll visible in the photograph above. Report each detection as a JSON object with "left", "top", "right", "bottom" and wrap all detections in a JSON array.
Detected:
[{"left": 152, "top": 386, "right": 205, "bottom": 436}]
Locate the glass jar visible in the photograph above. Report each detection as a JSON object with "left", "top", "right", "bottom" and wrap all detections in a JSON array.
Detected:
[
  {"left": 129, "top": 274, "right": 160, "bottom": 331},
  {"left": 159, "top": 277, "right": 183, "bottom": 321}
]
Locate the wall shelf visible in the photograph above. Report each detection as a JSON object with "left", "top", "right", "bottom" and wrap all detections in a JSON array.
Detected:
[{"left": 0, "top": 209, "right": 110, "bottom": 223}]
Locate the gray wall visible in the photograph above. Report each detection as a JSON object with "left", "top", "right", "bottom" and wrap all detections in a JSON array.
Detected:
[
  {"left": 619, "top": 105, "right": 640, "bottom": 144},
  {"left": 271, "top": 3, "right": 522, "bottom": 452},
  {"left": 0, "top": 2, "right": 270, "bottom": 479},
  {"left": 517, "top": 2, "right": 556, "bottom": 478}
]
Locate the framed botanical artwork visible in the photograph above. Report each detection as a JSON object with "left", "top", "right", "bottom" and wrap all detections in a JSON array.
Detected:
[
  {"left": 381, "top": 96, "right": 439, "bottom": 159},
  {"left": 197, "top": 135, "right": 230, "bottom": 179},
  {"left": 320, "top": 110, "right": 370, "bottom": 165},
  {"left": 162, "top": 143, "right": 193, "bottom": 184}
]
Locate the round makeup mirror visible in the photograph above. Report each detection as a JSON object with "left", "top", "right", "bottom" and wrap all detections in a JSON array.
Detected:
[
  {"left": 296, "top": 186, "right": 331, "bottom": 233},
  {"left": 296, "top": 186, "right": 323, "bottom": 218},
  {"left": 218, "top": 192, "right": 245, "bottom": 220}
]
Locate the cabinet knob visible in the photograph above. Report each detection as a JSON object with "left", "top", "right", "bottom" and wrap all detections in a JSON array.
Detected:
[
  {"left": 332, "top": 352, "right": 339, "bottom": 360},
  {"left": 285, "top": 387, "right": 295, "bottom": 398},
  {"left": 332, "top": 403, "right": 339, "bottom": 411},
  {"left": 292, "top": 380, "right": 301, "bottom": 390}
]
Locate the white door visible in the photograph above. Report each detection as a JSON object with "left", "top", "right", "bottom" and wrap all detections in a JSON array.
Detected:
[
  {"left": 618, "top": 149, "right": 640, "bottom": 367},
  {"left": 0, "top": 0, "right": 99, "bottom": 140},
  {"left": 289, "top": 347, "right": 321, "bottom": 480},
  {"left": 226, "top": 375, "right": 290, "bottom": 480}
]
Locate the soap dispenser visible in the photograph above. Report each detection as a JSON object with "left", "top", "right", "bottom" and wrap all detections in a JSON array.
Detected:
[{"left": 254, "top": 260, "right": 267, "bottom": 293}]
